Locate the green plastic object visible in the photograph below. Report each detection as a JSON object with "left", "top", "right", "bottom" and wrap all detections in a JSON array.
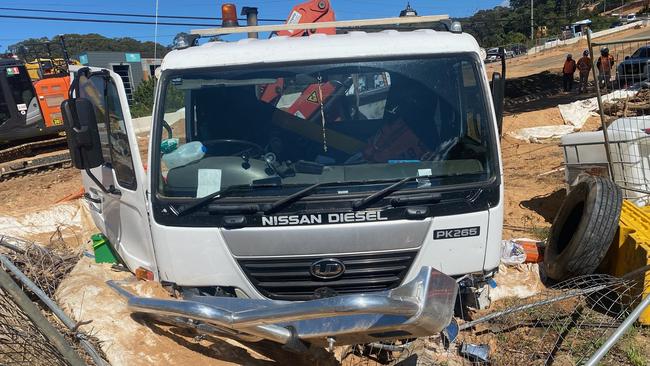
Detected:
[
  {"left": 91, "top": 233, "right": 117, "bottom": 264},
  {"left": 160, "top": 138, "right": 179, "bottom": 154}
]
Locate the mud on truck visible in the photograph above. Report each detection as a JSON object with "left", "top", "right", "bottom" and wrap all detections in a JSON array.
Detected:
[{"left": 60, "top": 14, "right": 505, "bottom": 354}]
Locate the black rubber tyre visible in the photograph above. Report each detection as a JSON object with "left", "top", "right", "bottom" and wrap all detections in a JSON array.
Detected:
[{"left": 544, "top": 176, "right": 623, "bottom": 281}]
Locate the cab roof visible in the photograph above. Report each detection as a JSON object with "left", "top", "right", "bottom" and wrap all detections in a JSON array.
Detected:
[{"left": 161, "top": 29, "right": 481, "bottom": 71}]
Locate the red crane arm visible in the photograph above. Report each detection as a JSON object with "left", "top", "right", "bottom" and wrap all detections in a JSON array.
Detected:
[{"left": 277, "top": 0, "right": 336, "bottom": 37}]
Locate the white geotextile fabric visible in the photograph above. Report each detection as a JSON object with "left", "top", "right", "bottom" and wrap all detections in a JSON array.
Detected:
[
  {"left": 558, "top": 90, "right": 638, "bottom": 129},
  {"left": 509, "top": 125, "right": 577, "bottom": 143}
]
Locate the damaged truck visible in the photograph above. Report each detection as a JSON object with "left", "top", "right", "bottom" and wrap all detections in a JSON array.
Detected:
[{"left": 60, "top": 9, "right": 506, "bottom": 353}]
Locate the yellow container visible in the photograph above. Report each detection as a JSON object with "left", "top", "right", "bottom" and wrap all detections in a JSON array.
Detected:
[{"left": 601, "top": 200, "right": 650, "bottom": 324}]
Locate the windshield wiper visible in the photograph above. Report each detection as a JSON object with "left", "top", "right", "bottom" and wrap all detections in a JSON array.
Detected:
[
  {"left": 264, "top": 182, "right": 323, "bottom": 215},
  {"left": 352, "top": 175, "right": 435, "bottom": 211},
  {"left": 172, "top": 175, "right": 440, "bottom": 217},
  {"left": 266, "top": 175, "right": 441, "bottom": 215},
  {"left": 171, "top": 183, "right": 274, "bottom": 216}
]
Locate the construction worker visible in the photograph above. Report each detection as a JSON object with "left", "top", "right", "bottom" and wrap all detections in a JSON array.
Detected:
[
  {"left": 562, "top": 53, "right": 577, "bottom": 92},
  {"left": 577, "top": 50, "right": 592, "bottom": 93},
  {"left": 597, "top": 47, "right": 615, "bottom": 91}
]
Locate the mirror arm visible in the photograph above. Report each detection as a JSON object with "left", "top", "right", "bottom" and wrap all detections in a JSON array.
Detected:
[
  {"left": 491, "top": 72, "right": 505, "bottom": 137},
  {"left": 84, "top": 168, "right": 121, "bottom": 196}
]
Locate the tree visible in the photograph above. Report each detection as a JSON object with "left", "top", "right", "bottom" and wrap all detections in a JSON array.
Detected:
[
  {"left": 9, "top": 34, "right": 170, "bottom": 61},
  {"left": 131, "top": 78, "right": 156, "bottom": 118},
  {"left": 130, "top": 78, "right": 184, "bottom": 118}
]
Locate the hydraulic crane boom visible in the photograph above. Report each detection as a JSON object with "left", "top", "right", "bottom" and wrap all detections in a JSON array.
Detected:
[{"left": 277, "top": 0, "right": 336, "bottom": 37}]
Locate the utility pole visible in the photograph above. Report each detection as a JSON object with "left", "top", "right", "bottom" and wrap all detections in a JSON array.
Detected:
[{"left": 531, "top": 0, "right": 534, "bottom": 41}]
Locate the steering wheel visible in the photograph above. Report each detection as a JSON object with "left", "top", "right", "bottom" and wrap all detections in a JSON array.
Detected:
[{"left": 202, "top": 139, "right": 265, "bottom": 157}]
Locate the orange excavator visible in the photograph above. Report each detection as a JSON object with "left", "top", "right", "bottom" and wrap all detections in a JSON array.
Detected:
[
  {"left": 0, "top": 37, "right": 71, "bottom": 145},
  {"left": 0, "top": 38, "right": 73, "bottom": 178}
]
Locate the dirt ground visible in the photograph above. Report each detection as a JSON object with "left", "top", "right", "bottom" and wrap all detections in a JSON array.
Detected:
[
  {"left": 0, "top": 168, "right": 81, "bottom": 216},
  {"left": 499, "top": 100, "right": 604, "bottom": 239}
]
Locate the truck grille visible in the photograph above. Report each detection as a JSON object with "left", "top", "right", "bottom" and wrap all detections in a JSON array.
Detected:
[{"left": 237, "top": 250, "right": 418, "bottom": 301}]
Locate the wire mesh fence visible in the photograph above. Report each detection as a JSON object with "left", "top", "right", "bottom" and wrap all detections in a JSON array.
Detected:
[
  {"left": 0, "top": 286, "right": 69, "bottom": 366},
  {"left": 0, "top": 234, "right": 107, "bottom": 366},
  {"left": 339, "top": 272, "right": 650, "bottom": 365}
]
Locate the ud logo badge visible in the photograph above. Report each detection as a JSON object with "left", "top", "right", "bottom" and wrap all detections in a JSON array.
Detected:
[{"left": 310, "top": 258, "right": 345, "bottom": 279}]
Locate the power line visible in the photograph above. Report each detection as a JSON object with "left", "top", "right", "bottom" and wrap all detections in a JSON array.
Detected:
[
  {"left": 0, "top": 12, "right": 584, "bottom": 32},
  {"left": 0, "top": 35, "right": 177, "bottom": 42},
  {"left": 0, "top": 7, "right": 285, "bottom": 22},
  {"left": 0, "top": 14, "right": 221, "bottom": 27}
]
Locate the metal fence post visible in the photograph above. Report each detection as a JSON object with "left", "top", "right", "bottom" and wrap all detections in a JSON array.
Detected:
[
  {"left": 587, "top": 28, "right": 616, "bottom": 179},
  {"left": 585, "top": 293, "right": 650, "bottom": 366}
]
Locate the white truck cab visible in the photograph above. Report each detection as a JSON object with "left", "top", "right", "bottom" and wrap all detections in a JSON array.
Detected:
[{"left": 62, "top": 20, "right": 504, "bottom": 350}]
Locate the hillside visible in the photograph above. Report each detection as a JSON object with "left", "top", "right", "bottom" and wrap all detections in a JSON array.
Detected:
[
  {"left": 9, "top": 33, "right": 169, "bottom": 61},
  {"left": 460, "top": 0, "right": 641, "bottom": 47}
]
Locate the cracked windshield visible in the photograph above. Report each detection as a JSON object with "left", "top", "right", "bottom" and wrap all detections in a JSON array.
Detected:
[{"left": 157, "top": 56, "right": 495, "bottom": 198}]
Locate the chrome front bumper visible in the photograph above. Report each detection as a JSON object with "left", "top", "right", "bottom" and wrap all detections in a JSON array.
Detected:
[{"left": 108, "top": 266, "right": 458, "bottom": 350}]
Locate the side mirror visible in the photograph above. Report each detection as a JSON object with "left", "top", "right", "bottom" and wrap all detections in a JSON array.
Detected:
[
  {"left": 61, "top": 98, "right": 104, "bottom": 169},
  {"left": 491, "top": 72, "right": 505, "bottom": 136}
]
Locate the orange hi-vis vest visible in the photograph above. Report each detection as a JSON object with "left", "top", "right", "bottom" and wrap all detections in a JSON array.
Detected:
[
  {"left": 563, "top": 59, "right": 576, "bottom": 74},
  {"left": 599, "top": 55, "right": 614, "bottom": 72},
  {"left": 577, "top": 56, "right": 592, "bottom": 73}
]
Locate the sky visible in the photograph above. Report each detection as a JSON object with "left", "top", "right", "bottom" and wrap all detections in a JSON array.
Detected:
[{"left": 0, "top": 0, "right": 506, "bottom": 52}]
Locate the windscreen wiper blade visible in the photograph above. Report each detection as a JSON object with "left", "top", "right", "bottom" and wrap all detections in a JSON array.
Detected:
[
  {"left": 171, "top": 186, "right": 239, "bottom": 217},
  {"left": 352, "top": 175, "right": 434, "bottom": 211},
  {"left": 171, "top": 183, "right": 265, "bottom": 216},
  {"left": 263, "top": 182, "right": 323, "bottom": 215}
]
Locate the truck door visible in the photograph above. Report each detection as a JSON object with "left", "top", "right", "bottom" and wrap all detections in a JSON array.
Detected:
[{"left": 75, "top": 68, "right": 157, "bottom": 275}]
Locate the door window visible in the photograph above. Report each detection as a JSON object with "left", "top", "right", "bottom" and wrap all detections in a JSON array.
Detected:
[
  {"left": 6, "top": 66, "right": 35, "bottom": 106},
  {"left": 78, "top": 72, "right": 137, "bottom": 190}
]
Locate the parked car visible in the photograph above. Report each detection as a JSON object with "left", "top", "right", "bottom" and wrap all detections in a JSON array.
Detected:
[
  {"left": 483, "top": 47, "right": 514, "bottom": 63},
  {"left": 485, "top": 47, "right": 500, "bottom": 63},
  {"left": 627, "top": 13, "right": 637, "bottom": 22},
  {"left": 610, "top": 21, "right": 623, "bottom": 28},
  {"left": 616, "top": 45, "right": 650, "bottom": 87}
]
